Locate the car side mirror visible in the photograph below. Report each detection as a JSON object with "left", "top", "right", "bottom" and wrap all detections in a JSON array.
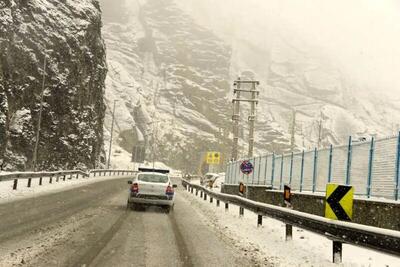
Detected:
[
  {"left": 172, "top": 184, "right": 178, "bottom": 188},
  {"left": 127, "top": 180, "right": 133, "bottom": 184}
]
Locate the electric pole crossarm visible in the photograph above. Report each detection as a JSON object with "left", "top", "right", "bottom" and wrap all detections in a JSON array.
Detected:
[
  {"left": 234, "top": 89, "right": 260, "bottom": 94},
  {"left": 232, "top": 99, "right": 259, "bottom": 103},
  {"left": 234, "top": 80, "right": 260, "bottom": 84}
]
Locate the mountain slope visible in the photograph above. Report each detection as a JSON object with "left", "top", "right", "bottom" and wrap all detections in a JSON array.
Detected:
[{"left": 0, "top": 0, "right": 107, "bottom": 170}]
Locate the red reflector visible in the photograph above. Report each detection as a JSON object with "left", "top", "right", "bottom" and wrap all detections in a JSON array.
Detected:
[
  {"left": 131, "top": 183, "right": 139, "bottom": 193},
  {"left": 166, "top": 185, "right": 174, "bottom": 194}
]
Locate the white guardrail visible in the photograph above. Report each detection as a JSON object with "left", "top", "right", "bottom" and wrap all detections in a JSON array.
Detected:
[{"left": 0, "top": 169, "right": 137, "bottom": 190}]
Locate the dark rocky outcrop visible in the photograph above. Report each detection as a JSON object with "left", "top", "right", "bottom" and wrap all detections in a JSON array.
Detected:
[{"left": 0, "top": 0, "right": 107, "bottom": 170}]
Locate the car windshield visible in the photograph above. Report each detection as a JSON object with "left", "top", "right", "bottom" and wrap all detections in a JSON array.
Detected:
[{"left": 137, "top": 173, "right": 168, "bottom": 183}]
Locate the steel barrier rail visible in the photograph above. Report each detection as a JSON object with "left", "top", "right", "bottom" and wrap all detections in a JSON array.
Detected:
[
  {"left": 181, "top": 180, "right": 400, "bottom": 262},
  {"left": 0, "top": 170, "right": 88, "bottom": 182},
  {"left": 88, "top": 169, "right": 137, "bottom": 177},
  {"left": 0, "top": 169, "right": 137, "bottom": 190}
]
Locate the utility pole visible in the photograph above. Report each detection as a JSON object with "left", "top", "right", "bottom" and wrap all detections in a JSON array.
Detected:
[
  {"left": 248, "top": 81, "right": 257, "bottom": 158},
  {"left": 32, "top": 49, "right": 52, "bottom": 171},
  {"left": 231, "top": 79, "right": 241, "bottom": 161},
  {"left": 231, "top": 78, "right": 260, "bottom": 159},
  {"left": 107, "top": 100, "right": 117, "bottom": 169}
]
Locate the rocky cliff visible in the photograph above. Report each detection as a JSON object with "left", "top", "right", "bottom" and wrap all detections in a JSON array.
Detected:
[{"left": 0, "top": 0, "right": 107, "bottom": 170}]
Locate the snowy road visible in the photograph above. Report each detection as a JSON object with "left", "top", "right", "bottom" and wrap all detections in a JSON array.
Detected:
[{"left": 0, "top": 178, "right": 256, "bottom": 267}]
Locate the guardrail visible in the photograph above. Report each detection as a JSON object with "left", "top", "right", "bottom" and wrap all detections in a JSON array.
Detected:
[
  {"left": 88, "top": 169, "right": 136, "bottom": 177},
  {"left": 0, "top": 169, "right": 137, "bottom": 190},
  {"left": 181, "top": 179, "right": 400, "bottom": 263}
]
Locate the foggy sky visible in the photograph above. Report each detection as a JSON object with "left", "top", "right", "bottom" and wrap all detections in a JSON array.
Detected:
[{"left": 175, "top": 0, "right": 400, "bottom": 98}]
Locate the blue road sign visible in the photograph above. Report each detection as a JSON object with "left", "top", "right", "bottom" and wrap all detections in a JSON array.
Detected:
[{"left": 240, "top": 160, "right": 253, "bottom": 175}]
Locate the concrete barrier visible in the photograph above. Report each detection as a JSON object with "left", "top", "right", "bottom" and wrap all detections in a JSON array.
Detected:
[{"left": 221, "top": 184, "right": 400, "bottom": 231}]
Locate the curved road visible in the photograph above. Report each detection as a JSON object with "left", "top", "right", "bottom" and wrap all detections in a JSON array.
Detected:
[{"left": 0, "top": 178, "right": 254, "bottom": 266}]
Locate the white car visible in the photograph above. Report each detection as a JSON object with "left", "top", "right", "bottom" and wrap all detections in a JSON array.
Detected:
[{"left": 127, "top": 168, "right": 177, "bottom": 213}]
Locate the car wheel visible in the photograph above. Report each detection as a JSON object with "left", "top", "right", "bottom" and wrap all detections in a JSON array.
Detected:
[{"left": 164, "top": 206, "right": 171, "bottom": 214}]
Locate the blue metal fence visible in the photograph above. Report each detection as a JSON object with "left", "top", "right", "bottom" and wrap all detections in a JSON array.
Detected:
[{"left": 225, "top": 134, "right": 400, "bottom": 200}]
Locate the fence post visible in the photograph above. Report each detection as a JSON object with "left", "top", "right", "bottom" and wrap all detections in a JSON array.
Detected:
[
  {"left": 264, "top": 155, "right": 268, "bottom": 185},
  {"left": 367, "top": 137, "right": 375, "bottom": 198},
  {"left": 395, "top": 133, "right": 400, "bottom": 200},
  {"left": 271, "top": 153, "right": 275, "bottom": 185},
  {"left": 39, "top": 176, "right": 43, "bottom": 185},
  {"left": 346, "top": 136, "right": 352, "bottom": 185},
  {"left": 289, "top": 152, "right": 294, "bottom": 185},
  {"left": 279, "top": 154, "right": 284, "bottom": 190},
  {"left": 300, "top": 150, "right": 305, "bottom": 192},
  {"left": 312, "top": 148, "right": 318, "bottom": 192},
  {"left": 49, "top": 175, "right": 53, "bottom": 184},
  {"left": 27, "top": 178, "right": 32, "bottom": 188},
  {"left": 328, "top": 144, "right": 333, "bottom": 183},
  {"left": 251, "top": 157, "right": 255, "bottom": 184},
  {"left": 257, "top": 156, "right": 262, "bottom": 185}
]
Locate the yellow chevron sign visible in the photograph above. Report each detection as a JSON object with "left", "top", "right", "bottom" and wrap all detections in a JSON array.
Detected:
[
  {"left": 206, "top": 151, "right": 220, "bottom": 165},
  {"left": 325, "top": 184, "right": 354, "bottom": 221}
]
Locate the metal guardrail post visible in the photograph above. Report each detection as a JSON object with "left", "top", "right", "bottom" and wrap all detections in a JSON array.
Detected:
[
  {"left": 300, "top": 150, "right": 305, "bottom": 192},
  {"left": 27, "top": 178, "right": 32, "bottom": 188},
  {"left": 195, "top": 189, "right": 198, "bottom": 196},
  {"left": 271, "top": 153, "right": 275, "bottom": 186},
  {"left": 395, "top": 133, "right": 400, "bottom": 200},
  {"left": 204, "top": 193, "right": 207, "bottom": 201},
  {"left": 225, "top": 202, "right": 229, "bottom": 210},
  {"left": 367, "top": 137, "right": 375, "bottom": 198},
  {"left": 285, "top": 224, "right": 293, "bottom": 241},
  {"left": 63, "top": 175, "right": 66, "bottom": 181},
  {"left": 312, "top": 148, "right": 318, "bottom": 192},
  {"left": 239, "top": 206, "right": 244, "bottom": 216},
  {"left": 333, "top": 241, "right": 343, "bottom": 263},
  {"left": 289, "top": 152, "right": 294, "bottom": 185},
  {"left": 346, "top": 136, "right": 352, "bottom": 185},
  {"left": 216, "top": 199, "right": 220, "bottom": 207},
  {"left": 200, "top": 191, "right": 203, "bottom": 198},
  {"left": 39, "top": 176, "right": 43, "bottom": 185},
  {"left": 49, "top": 175, "right": 53, "bottom": 184},
  {"left": 257, "top": 215, "right": 262, "bottom": 227},
  {"left": 328, "top": 144, "right": 333, "bottom": 183},
  {"left": 210, "top": 196, "right": 213, "bottom": 203},
  {"left": 13, "top": 179, "right": 18, "bottom": 190}
]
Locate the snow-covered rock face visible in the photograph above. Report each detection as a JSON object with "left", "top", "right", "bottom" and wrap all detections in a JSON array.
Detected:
[
  {"left": 100, "top": 0, "right": 232, "bottom": 172},
  {"left": 0, "top": 0, "right": 107, "bottom": 171}
]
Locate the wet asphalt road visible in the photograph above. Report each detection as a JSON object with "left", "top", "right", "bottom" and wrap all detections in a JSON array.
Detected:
[{"left": 0, "top": 178, "right": 254, "bottom": 267}]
